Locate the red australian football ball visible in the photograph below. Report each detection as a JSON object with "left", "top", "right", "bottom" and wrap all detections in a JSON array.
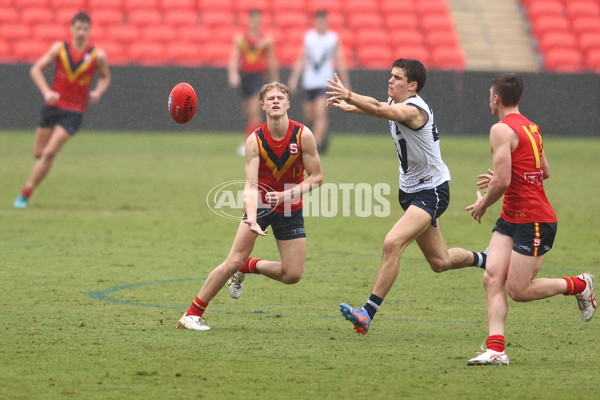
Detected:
[{"left": 168, "top": 83, "right": 197, "bottom": 124}]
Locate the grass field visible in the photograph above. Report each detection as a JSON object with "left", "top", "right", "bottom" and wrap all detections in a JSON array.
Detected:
[{"left": 1, "top": 131, "right": 599, "bottom": 399}]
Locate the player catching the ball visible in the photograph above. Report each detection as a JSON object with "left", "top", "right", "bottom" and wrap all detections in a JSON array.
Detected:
[
  {"left": 13, "top": 12, "right": 111, "bottom": 209},
  {"left": 465, "top": 73, "right": 595, "bottom": 365},
  {"left": 177, "top": 82, "right": 323, "bottom": 331}
]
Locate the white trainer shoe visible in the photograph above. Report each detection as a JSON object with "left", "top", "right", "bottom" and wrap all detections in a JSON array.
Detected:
[
  {"left": 467, "top": 347, "right": 510, "bottom": 366},
  {"left": 227, "top": 272, "right": 245, "bottom": 299},
  {"left": 177, "top": 313, "right": 210, "bottom": 331},
  {"left": 576, "top": 273, "right": 596, "bottom": 322}
]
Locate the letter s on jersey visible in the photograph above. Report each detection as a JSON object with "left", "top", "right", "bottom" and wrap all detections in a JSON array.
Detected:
[{"left": 289, "top": 143, "right": 298, "bottom": 154}]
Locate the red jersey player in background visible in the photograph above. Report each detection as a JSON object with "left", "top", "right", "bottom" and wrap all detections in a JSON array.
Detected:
[
  {"left": 177, "top": 82, "right": 323, "bottom": 331},
  {"left": 228, "top": 9, "right": 279, "bottom": 156},
  {"left": 465, "top": 73, "right": 596, "bottom": 365},
  {"left": 13, "top": 11, "right": 111, "bottom": 209}
]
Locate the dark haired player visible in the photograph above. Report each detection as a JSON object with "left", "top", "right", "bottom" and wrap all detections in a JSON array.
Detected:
[
  {"left": 13, "top": 11, "right": 111, "bottom": 209},
  {"left": 326, "top": 59, "right": 487, "bottom": 335},
  {"left": 177, "top": 82, "right": 323, "bottom": 331},
  {"left": 465, "top": 73, "right": 595, "bottom": 365}
]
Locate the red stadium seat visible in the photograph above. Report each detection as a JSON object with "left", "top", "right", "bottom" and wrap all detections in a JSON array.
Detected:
[
  {"left": 578, "top": 32, "right": 600, "bottom": 53},
  {"left": 544, "top": 48, "right": 584, "bottom": 72},
  {"left": 571, "top": 16, "right": 600, "bottom": 35},
  {"left": 128, "top": 9, "right": 163, "bottom": 27},
  {"left": 355, "top": 28, "right": 390, "bottom": 49},
  {"left": 277, "top": 44, "right": 302, "bottom": 67},
  {"left": 0, "top": 23, "right": 31, "bottom": 41},
  {"left": 584, "top": 48, "right": 600, "bottom": 72},
  {"left": 88, "top": 0, "right": 122, "bottom": 12},
  {"left": 201, "top": 10, "right": 235, "bottom": 27},
  {"left": 164, "top": 10, "right": 199, "bottom": 27},
  {"left": 415, "top": 0, "right": 451, "bottom": 15},
  {"left": 166, "top": 43, "right": 206, "bottom": 66},
  {"left": 177, "top": 25, "right": 211, "bottom": 44},
  {"left": 141, "top": 26, "right": 177, "bottom": 44},
  {"left": 273, "top": 10, "right": 309, "bottom": 28},
  {"left": 160, "top": 0, "right": 196, "bottom": 12},
  {"left": 236, "top": 0, "right": 268, "bottom": 12},
  {"left": 346, "top": 13, "right": 383, "bottom": 30},
  {"left": 106, "top": 25, "right": 140, "bottom": 43},
  {"left": 565, "top": 1, "right": 600, "bottom": 19},
  {"left": 530, "top": 15, "right": 570, "bottom": 37},
  {"left": 21, "top": 7, "right": 55, "bottom": 25},
  {"left": 344, "top": 0, "right": 380, "bottom": 14},
  {"left": 56, "top": 9, "right": 82, "bottom": 25},
  {"left": 326, "top": 13, "right": 346, "bottom": 30},
  {"left": 95, "top": 41, "right": 129, "bottom": 65},
  {"left": 383, "top": 13, "right": 419, "bottom": 30},
  {"left": 390, "top": 29, "right": 425, "bottom": 46},
  {"left": 305, "top": 0, "right": 343, "bottom": 13},
  {"left": 12, "top": 39, "right": 49, "bottom": 63},
  {"left": 275, "top": 27, "right": 306, "bottom": 48},
  {"left": 90, "top": 9, "right": 124, "bottom": 27},
  {"left": 538, "top": 31, "right": 578, "bottom": 53},
  {"left": 380, "top": 0, "right": 415, "bottom": 14},
  {"left": 358, "top": 45, "right": 393, "bottom": 69},
  {"left": 123, "top": 0, "right": 159, "bottom": 12},
  {"left": 337, "top": 29, "right": 355, "bottom": 49},
  {"left": 426, "top": 30, "right": 460, "bottom": 48},
  {"left": 33, "top": 24, "right": 68, "bottom": 43},
  {"left": 430, "top": 46, "right": 465, "bottom": 71},
  {"left": 0, "top": 7, "right": 18, "bottom": 25},
  {"left": 0, "top": 39, "right": 13, "bottom": 63},
  {"left": 421, "top": 14, "right": 455, "bottom": 32},
  {"left": 202, "top": 42, "right": 231, "bottom": 67},
  {"left": 271, "top": 0, "right": 306, "bottom": 12},
  {"left": 198, "top": 0, "right": 234, "bottom": 12},
  {"left": 88, "top": 25, "right": 107, "bottom": 43},
  {"left": 14, "top": 0, "right": 48, "bottom": 7},
  {"left": 393, "top": 45, "right": 430, "bottom": 66},
  {"left": 129, "top": 41, "right": 167, "bottom": 65},
  {"left": 49, "top": 0, "right": 86, "bottom": 8},
  {"left": 526, "top": 0, "right": 563, "bottom": 18}
]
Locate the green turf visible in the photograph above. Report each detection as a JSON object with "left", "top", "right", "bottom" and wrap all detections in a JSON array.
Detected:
[{"left": 0, "top": 131, "right": 598, "bottom": 399}]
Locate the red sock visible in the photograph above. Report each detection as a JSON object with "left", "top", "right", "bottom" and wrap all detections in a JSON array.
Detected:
[
  {"left": 186, "top": 296, "right": 208, "bottom": 317},
  {"left": 563, "top": 276, "right": 586, "bottom": 295},
  {"left": 486, "top": 334, "right": 505, "bottom": 352},
  {"left": 239, "top": 257, "right": 261, "bottom": 274},
  {"left": 21, "top": 187, "right": 32, "bottom": 198}
]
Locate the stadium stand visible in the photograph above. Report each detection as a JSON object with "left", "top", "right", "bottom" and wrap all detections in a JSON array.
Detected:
[{"left": 0, "top": 0, "right": 596, "bottom": 73}]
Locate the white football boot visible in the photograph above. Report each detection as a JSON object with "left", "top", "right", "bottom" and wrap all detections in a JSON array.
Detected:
[
  {"left": 576, "top": 273, "right": 596, "bottom": 322},
  {"left": 177, "top": 313, "right": 210, "bottom": 331},
  {"left": 467, "top": 346, "right": 510, "bottom": 366},
  {"left": 227, "top": 272, "right": 245, "bottom": 299}
]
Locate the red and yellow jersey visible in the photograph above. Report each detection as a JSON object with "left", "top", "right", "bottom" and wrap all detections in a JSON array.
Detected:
[
  {"left": 254, "top": 120, "right": 305, "bottom": 213},
  {"left": 499, "top": 113, "right": 556, "bottom": 223},
  {"left": 239, "top": 33, "right": 269, "bottom": 73},
  {"left": 51, "top": 41, "right": 97, "bottom": 113}
]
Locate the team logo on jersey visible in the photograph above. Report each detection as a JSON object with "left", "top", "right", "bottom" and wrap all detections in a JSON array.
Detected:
[{"left": 289, "top": 143, "right": 298, "bottom": 154}]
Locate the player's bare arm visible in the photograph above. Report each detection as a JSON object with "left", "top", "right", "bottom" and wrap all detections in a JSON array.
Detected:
[
  {"left": 466, "top": 123, "right": 514, "bottom": 222},
  {"left": 228, "top": 35, "right": 242, "bottom": 88},
  {"left": 243, "top": 134, "right": 267, "bottom": 236},
  {"left": 30, "top": 42, "right": 62, "bottom": 104},
  {"left": 89, "top": 48, "right": 111, "bottom": 104}
]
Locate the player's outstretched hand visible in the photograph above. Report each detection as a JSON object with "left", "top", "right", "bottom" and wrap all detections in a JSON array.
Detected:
[
  {"left": 465, "top": 191, "right": 485, "bottom": 224},
  {"left": 244, "top": 220, "right": 268, "bottom": 236},
  {"left": 477, "top": 169, "right": 494, "bottom": 190}
]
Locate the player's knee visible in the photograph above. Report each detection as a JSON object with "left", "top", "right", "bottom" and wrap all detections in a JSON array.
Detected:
[
  {"left": 428, "top": 260, "right": 448, "bottom": 273},
  {"left": 506, "top": 284, "right": 529, "bottom": 302},
  {"left": 281, "top": 273, "right": 302, "bottom": 285}
]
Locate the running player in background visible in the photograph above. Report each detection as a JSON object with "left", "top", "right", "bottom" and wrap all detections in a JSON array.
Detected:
[
  {"left": 288, "top": 10, "right": 350, "bottom": 154},
  {"left": 228, "top": 9, "right": 279, "bottom": 156},
  {"left": 177, "top": 82, "right": 323, "bottom": 331},
  {"left": 13, "top": 11, "right": 111, "bottom": 209},
  {"left": 326, "top": 58, "right": 488, "bottom": 335},
  {"left": 465, "top": 73, "right": 595, "bottom": 365}
]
